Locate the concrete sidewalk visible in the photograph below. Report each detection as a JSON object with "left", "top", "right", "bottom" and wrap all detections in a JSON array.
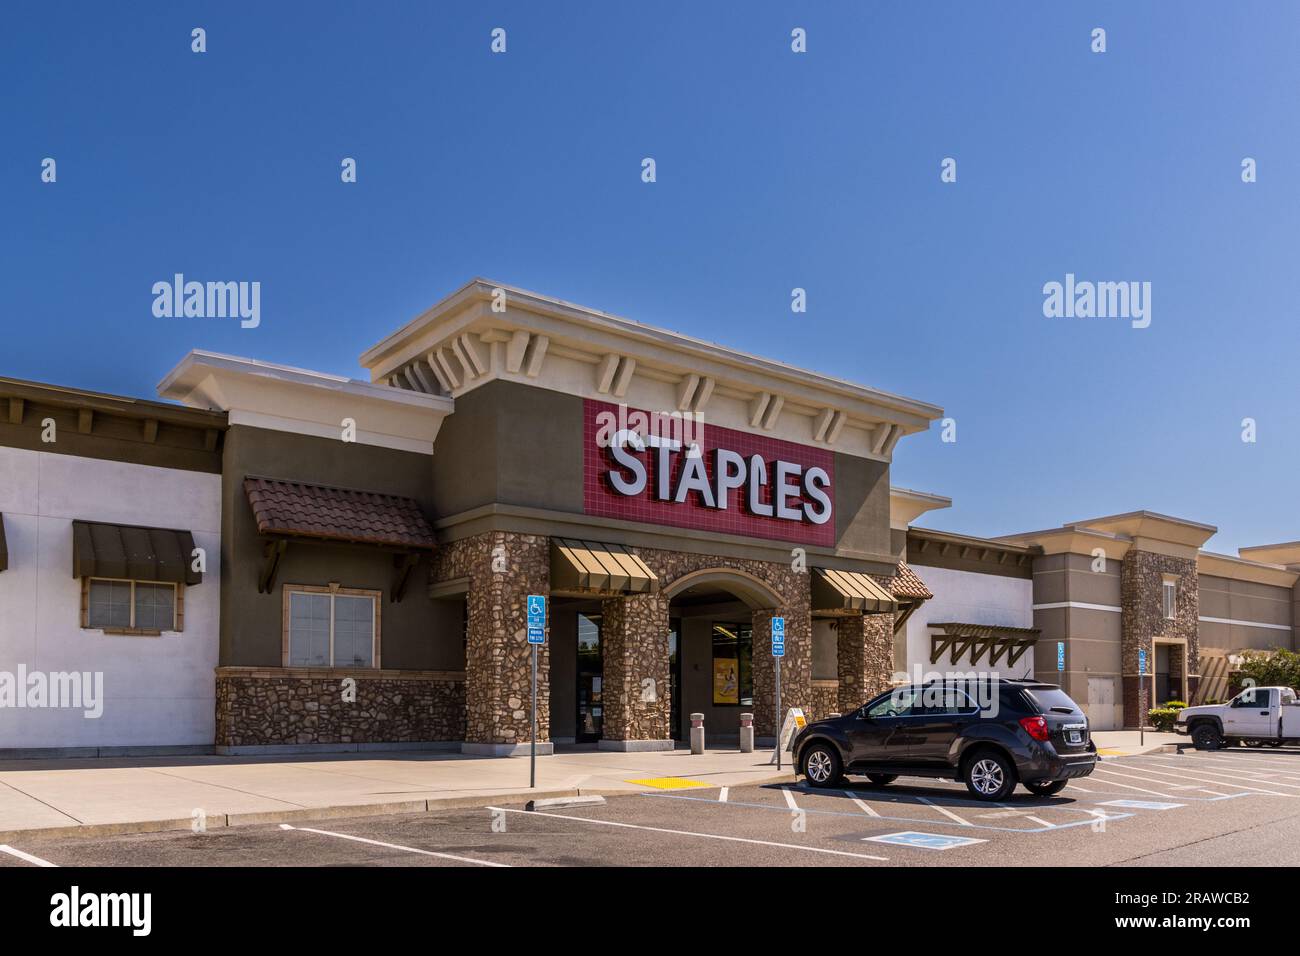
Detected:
[
  {"left": 0, "top": 746, "right": 796, "bottom": 840},
  {"left": 0, "top": 730, "right": 1176, "bottom": 841}
]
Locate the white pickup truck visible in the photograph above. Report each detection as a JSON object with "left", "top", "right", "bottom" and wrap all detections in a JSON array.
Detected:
[{"left": 1175, "top": 686, "right": 1300, "bottom": 750}]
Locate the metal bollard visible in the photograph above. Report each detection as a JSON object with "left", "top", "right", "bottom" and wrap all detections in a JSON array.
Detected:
[
  {"left": 739, "top": 713, "right": 754, "bottom": 753},
  {"left": 690, "top": 712, "right": 705, "bottom": 755}
]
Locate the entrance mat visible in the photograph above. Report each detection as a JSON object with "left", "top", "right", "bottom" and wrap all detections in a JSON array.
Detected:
[{"left": 626, "top": 777, "right": 712, "bottom": 790}]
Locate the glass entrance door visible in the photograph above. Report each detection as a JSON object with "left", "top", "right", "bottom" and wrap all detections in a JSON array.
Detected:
[
  {"left": 1155, "top": 643, "right": 1174, "bottom": 704},
  {"left": 576, "top": 613, "right": 603, "bottom": 742}
]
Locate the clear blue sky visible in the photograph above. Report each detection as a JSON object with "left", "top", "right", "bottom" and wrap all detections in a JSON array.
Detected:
[{"left": 3, "top": 2, "right": 1296, "bottom": 553}]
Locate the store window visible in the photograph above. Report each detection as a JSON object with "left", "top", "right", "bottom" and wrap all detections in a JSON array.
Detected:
[
  {"left": 1162, "top": 578, "right": 1178, "bottom": 620},
  {"left": 711, "top": 623, "right": 753, "bottom": 706},
  {"left": 84, "top": 578, "right": 180, "bottom": 633},
  {"left": 284, "top": 586, "right": 379, "bottom": 667}
]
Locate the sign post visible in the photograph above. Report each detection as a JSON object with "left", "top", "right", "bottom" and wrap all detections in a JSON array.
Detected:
[
  {"left": 771, "top": 616, "right": 785, "bottom": 770},
  {"left": 527, "top": 594, "right": 547, "bottom": 789},
  {"left": 1138, "top": 647, "right": 1148, "bottom": 747}
]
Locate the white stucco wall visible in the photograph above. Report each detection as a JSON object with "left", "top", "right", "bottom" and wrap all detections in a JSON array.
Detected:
[
  {"left": 0, "top": 448, "right": 220, "bottom": 749},
  {"left": 904, "top": 565, "right": 1035, "bottom": 681}
]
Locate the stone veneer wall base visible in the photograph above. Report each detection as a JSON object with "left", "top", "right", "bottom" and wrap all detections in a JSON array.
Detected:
[{"left": 215, "top": 671, "right": 466, "bottom": 748}]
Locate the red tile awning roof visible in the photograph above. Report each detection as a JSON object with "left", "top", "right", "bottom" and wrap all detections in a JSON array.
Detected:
[
  {"left": 244, "top": 477, "right": 436, "bottom": 550},
  {"left": 874, "top": 561, "right": 933, "bottom": 601}
]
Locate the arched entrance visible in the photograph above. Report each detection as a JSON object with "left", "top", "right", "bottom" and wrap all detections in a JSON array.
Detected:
[{"left": 663, "top": 569, "right": 783, "bottom": 743}]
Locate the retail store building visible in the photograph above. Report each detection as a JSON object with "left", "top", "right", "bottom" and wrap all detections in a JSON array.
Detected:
[{"left": 1, "top": 280, "right": 1298, "bottom": 753}]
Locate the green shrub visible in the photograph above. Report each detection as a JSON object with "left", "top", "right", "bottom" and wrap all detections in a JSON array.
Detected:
[
  {"left": 1148, "top": 707, "right": 1180, "bottom": 732},
  {"left": 1238, "top": 649, "right": 1300, "bottom": 694},
  {"left": 1161, "top": 699, "right": 1187, "bottom": 710}
]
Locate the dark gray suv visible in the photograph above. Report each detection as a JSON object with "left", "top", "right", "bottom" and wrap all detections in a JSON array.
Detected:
[{"left": 792, "top": 679, "right": 1098, "bottom": 800}]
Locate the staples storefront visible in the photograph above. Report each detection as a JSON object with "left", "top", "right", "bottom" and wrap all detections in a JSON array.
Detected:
[{"left": 161, "top": 281, "right": 943, "bottom": 755}]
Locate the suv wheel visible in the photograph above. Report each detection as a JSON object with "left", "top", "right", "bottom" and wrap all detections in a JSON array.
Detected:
[
  {"left": 866, "top": 773, "right": 897, "bottom": 787},
  {"left": 963, "top": 750, "right": 1016, "bottom": 801},
  {"left": 1191, "top": 724, "right": 1221, "bottom": 751},
  {"left": 802, "top": 743, "right": 842, "bottom": 787},
  {"left": 1023, "top": 779, "right": 1068, "bottom": 797}
]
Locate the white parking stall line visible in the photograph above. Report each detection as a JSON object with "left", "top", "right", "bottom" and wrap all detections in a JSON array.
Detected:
[
  {"left": 1065, "top": 781, "right": 1096, "bottom": 792},
  {"left": 486, "top": 806, "right": 889, "bottom": 861},
  {"left": 645, "top": 790, "right": 1129, "bottom": 833},
  {"left": 718, "top": 787, "right": 728, "bottom": 803},
  {"left": 782, "top": 786, "right": 800, "bottom": 810},
  {"left": 1142, "top": 757, "right": 1300, "bottom": 784},
  {"left": 1114, "top": 762, "right": 1293, "bottom": 796},
  {"left": 845, "top": 790, "right": 881, "bottom": 817},
  {"left": 918, "top": 796, "right": 972, "bottom": 827},
  {"left": 1096, "top": 766, "right": 1229, "bottom": 796},
  {"left": 278, "top": 824, "right": 509, "bottom": 867},
  {"left": 1118, "top": 759, "right": 1289, "bottom": 790},
  {"left": 1127, "top": 757, "right": 1274, "bottom": 778},
  {"left": 1172, "top": 752, "right": 1300, "bottom": 767},
  {"left": 1090, "top": 769, "right": 1190, "bottom": 798},
  {"left": 0, "top": 845, "right": 57, "bottom": 868}
]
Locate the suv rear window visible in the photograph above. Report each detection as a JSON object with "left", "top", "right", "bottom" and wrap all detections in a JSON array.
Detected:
[{"left": 1023, "top": 688, "right": 1082, "bottom": 715}]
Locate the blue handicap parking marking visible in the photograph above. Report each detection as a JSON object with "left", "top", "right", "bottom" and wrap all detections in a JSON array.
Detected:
[
  {"left": 864, "top": 831, "right": 988, "bottom": 850},
  {"left": 1099, "top": 799, "right": 1185, "bottom": 811}
]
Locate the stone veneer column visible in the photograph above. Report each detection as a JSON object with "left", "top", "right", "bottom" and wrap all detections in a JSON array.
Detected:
[
  {"left": 1120, "top": 550, "right": 1198, "bottom": 728},
  {"left": 435, "top": 531, "right": 551, "bottom": 755},
  {"left": 599, "top": 592, "right": 672, "bottom": 751},
  {"left": 752, "top": 605, "right": 813, "bottom": 740},
  {"left": 837, "top": 613, "right": 895, "bottom": 715}
]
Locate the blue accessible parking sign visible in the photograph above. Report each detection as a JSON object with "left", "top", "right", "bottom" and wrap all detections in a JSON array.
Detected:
[
  {"left": 771, "top": 616, "right": 785, "bottom": 657},
  {"left": 527, "top": 594, "right": 546, "bottom": 645}
]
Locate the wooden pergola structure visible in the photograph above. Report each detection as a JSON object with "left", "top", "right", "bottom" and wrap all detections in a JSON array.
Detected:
[{"left": 928, "top": 622, "right": 1040, "bottom": 668}]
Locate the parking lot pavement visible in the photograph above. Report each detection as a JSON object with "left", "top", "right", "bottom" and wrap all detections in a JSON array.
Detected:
[{"left": 3, "top": 750, "right": 1300, "bottom": 867}]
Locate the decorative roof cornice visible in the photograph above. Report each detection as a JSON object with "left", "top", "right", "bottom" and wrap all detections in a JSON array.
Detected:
[
  {"left": 358, "top": 279, "right": 944, "bottom": 461},
  {"left": 157, "top": 351, "right": 452, "bottom": 455}
]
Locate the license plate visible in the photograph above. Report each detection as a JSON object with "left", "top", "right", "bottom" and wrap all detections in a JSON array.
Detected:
[{"left": 1067, "top": 731, "right": 1083, "bottom": 745}]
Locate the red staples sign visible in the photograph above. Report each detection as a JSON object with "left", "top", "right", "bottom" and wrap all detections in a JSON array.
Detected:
[{"left": 583, "top": 399, "right": 835, "bottom": 546}]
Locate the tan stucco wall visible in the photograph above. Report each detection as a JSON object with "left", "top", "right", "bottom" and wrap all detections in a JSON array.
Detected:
[
  {"left": 1198, "top": 573, "right": 1294, "bottom": 651},
  {"left": 220, "top": 424, "right": 464, "bottom": 671},
  {"left": 431, "top": 379, "right": 895, "bottom": 565}
]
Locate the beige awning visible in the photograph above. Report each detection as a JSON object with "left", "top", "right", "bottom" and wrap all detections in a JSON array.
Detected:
[
  {"left": 71, "top": 520, "right": 202, "bottom": 586},
  {"left": 551, "top": 539, "right": 658, "bottom": 595},
  {"left": 811, "top": 567, "right": 898, "bottom": 613}
]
